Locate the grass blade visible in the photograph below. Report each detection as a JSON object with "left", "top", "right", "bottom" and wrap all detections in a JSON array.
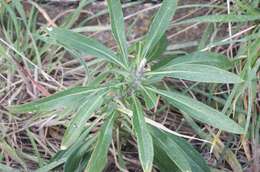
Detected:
[
  {"left": 0, "top": 163, "right": 19, "bottom": 172},
  {"left": 85, "top": 111, "right": 117, "bottom": 172},
  {"left": 131, "top": 95, "right": 154, "bottom": 172},
  {"left": 0, "top": 141, "right": 27, "bottom": 170},
  {"left": 107, "top": 0, "right": 129, "bottom": 67},
  {"left": 141, "top": 0, "right": 178, "bottom": 58},
  {"left": 146, "top": 87, "right": 244, "bottom": 134},
  {"left": 61, "top": 0, "right": 95, "bottom": 28},
  {"left": 48, "top": 28, "right": 126, "bottom": 69}
]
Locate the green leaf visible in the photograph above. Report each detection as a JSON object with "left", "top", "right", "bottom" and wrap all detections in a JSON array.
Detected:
[
  {"left": 107, "top": 0, "right": 128, "bottom": 67},
  {"left": 61, "top": 0, "right": 95, "bottom": 28},
  {"left": 151, "top": 54, "right": 180, "bottom": 71},
  {"left": 61, "top": 92, "right": 106, "bottom": 149},
  {"left": 39, "top": 134, "right": 96, "bottom": 172},
  {"left": 131, "top": 95, "right": 154, "bottom": 172},
  {"left": 49, "top": 127, "right": 96, "bottom": 172},
  {"left": 153, "top": 144, "right": 181, "bottom": 172},
  {"left": 163, "top": 52, "right": 232, "bottom": 69},
  {"left": 147, "top": 34, "right": 168, "bottom": 61},
  {"left": 147, "top": 64, "right": 243, "bottom": 83},
  {"left": 146, "top": 87, "right": 244, "bottom": 134},
  {"left": 149, "top": 128, "right": 191, "bottom": 172},
  {"left": 8, "top": 86, "right": 108, "bottom": 113},
  {"left": 64, "top": 137, "right": 95, "bottom": 172},
  {"left": 149, "top": 126, "right": 210, "bottom": 172},
  {"left": 35, "top": 159, "right": 65, "bottom": 172},
  {"left": 177, "top": 15, "right": 260, "bottom": 25},
  {"left": 86, "top": 111, "right": 117, "bottom": 172},
  {"left": 141, "top": 0, "right": 178, "bottom": 58},
  {"left": 140, "top": 86, "right": 158, "bottom": 109},
  {"left": 48, "top": 28, "right": 126, "bottom": 69},
  {"left": 198, "top": 24, "right": 214, "bottom": 50}
]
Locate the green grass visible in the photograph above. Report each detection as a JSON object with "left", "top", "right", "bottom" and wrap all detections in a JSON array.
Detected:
[{"left": 0, "top": 0, "right": 259, "bottom": 171}]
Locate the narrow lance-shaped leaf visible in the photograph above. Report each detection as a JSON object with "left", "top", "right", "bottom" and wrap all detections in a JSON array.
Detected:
[
  {"left": 161, "top": 52, "right": 232, "bottom": 69},
  {"left": 146, "top": 34, "right": 168, "bottom": 61},
  {"left": 64, "top": 137, "right": 96, "bottom": 172},
  {"left": 146, "top": 87, "right": 244, "bottom": 134},
  {"left": 61, "top": 92, "right": 106, "bottom": 149},
  {"left": 85, "top": 111, "right": 117, "bottom": 172},
  {"left": 149, "top": 127, "right": 191, "bottom": 172},
  {"left": 140, "top": 86, "right": 158, "bottom": 109},
  {"left": 142, "top": 0, "right": 178, "bottom": 58},
  {"left": 107, "top": 0, "right": 129, "bottom": 67},
  {"left": 35, "top": 159, "right": 66, "bottom": 172},
  {"left": 176, "top": 15, "right": 260, "bottom": 25},
  {"left": 48, "top": 28, "right": 126, "bottom": 69},
  {"left": 47, "top": 127, "right": 95, "bottom": 172},
  {"left": 153, "top": 143, "right": 181, "bottom": 172},
  {"left": 8, "top": 86, "right": 108, "bottom": 113},
  {"left": 149, "top": 126, "right": 210, "bottom": 172},
  {"left": 147, "top": 64, "right": 243, "bottom": 83},
  {"left": 131, "top": 95, "right": 154, "bottom": 172}
]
